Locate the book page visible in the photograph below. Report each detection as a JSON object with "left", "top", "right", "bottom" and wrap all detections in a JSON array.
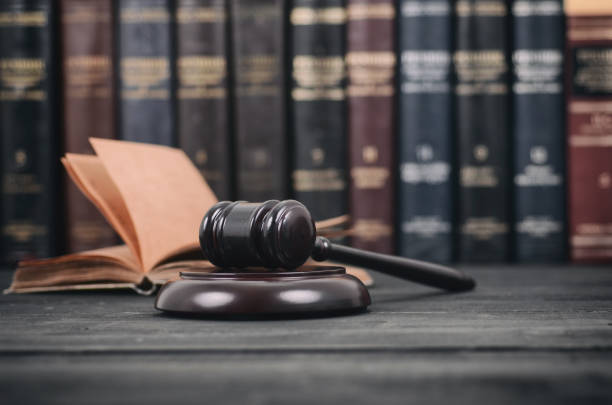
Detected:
[
  {"left": 8, "top": 245, "right": 143, "bottom": 292},
  {"left": 63, "top": 154, "right": 142, "bottom": 268},
  {"left": 90, "top": 138, "right": 218, "bottom": 272}
]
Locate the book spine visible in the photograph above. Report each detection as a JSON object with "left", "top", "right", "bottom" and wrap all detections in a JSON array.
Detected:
[
  {"left": 566, "top": 15, "right": 612, "bottom": 262},
  {"left": 176, "top": 0, "right": 231, "bottom": 200},
  {"left": 346, "top": 0, "right": 395, "bottom": 253},
  {"left": 398, "top": 0, "right": 453, "bottom": 262},
  {"left": 61, "top": 0, "right": 117, "bottom": 252},
  {"left": 118, "top": 0, "right": 174, "bottom": 146},
  {"left": 0, "top": 0, "right": 58, "bottom": 262},
  {"left": 512, "top": 0, "right": 565, "bottom": 262},
  {"left": 289, "top": 0, "right": 347, "bottom": 221},
  {"left": 231, "top": 0, "right": 287, "bottom": 201},
  {"left": 454, "top": 0, "right": 510, "bottom": 262}
]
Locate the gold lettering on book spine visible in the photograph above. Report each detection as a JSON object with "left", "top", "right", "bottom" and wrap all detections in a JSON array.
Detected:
[
  {"left": 0, "top": 59, "right": 46, "bottom": 101},
  {"left": 121, "top": 58, "right": 169, "bottom": 100},
  {"left": 178, "top": 56, "right": 226, "bottom": 99},
  {"left": 292, "top": 169, "right": 346, "bottom": 192},
  {"left": 292, "top": 56, "right": 345, "bottom": 101},
  {"left": 237, "top": 55, "right": 280, "bottom": 97},
  {"left": 352, "top": 219, "right": 392, "bottom": 241},
  {"left": 290, "top": 7, "right": 346, "bottom": 25},
  {"left": 347, "top": 3, "right": 395, "bottom": 20},
  {"left": 2, "top": 221, "right": 47, "bottom": 242},
  {"left": 347, "top": 52, "right": 395, "bottom": 97},
  {"left": 176, "top": 7, "right": 226, "bottom": 23},
  {"left": 63, "top": 8, "right": 110, "bottom": 24},
  {"left": 66, "top": 56, "right": 112, "bottom": 99},
  {"left": 120, "top": 8, "right": 169, "bottom": 23},
  {"left": 456, "top": 1, "right": 507, "bottom": 17},
  {"left": 0, "top": 11, "right": 46, "bottom": 26}
]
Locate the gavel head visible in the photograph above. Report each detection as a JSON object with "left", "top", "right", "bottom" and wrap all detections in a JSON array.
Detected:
[{"left": 199, "top": 200, "right": 316, "bottom": 269}]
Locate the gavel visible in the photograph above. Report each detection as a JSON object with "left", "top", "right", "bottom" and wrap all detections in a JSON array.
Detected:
[{"left": 199, "top": 200, "right": 475, "bottom": 292}]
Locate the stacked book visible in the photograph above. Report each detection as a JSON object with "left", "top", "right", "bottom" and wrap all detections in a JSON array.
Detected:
[{"left": 1, "top": 0, "right": 611, "bottom": 264}]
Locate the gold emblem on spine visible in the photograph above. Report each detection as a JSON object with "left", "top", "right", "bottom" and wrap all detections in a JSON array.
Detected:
[
  {"left": 362, "top": 146, "right": 379, "bottom": 164},
  {"left": 196, "top": 149, "right": 208, "bottom": 166},
  {"left": 311, "top": 148, "right": 325, "bottom": 166},
  {"left": 598, "top": 172, "right": 611, "bottom": 189}
]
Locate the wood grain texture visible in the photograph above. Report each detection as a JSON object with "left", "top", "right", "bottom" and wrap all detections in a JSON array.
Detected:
[{"left": 1, "top": 265, "right": 611, "bottom": 403}]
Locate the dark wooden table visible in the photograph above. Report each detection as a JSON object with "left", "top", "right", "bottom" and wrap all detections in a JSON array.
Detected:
[{"left": 1, "top": 265, "right": 611, "bottom": 404}]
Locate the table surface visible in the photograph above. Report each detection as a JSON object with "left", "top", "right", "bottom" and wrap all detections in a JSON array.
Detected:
[{"left": 1, "top": 264, "right": 611, "bottom": 404}]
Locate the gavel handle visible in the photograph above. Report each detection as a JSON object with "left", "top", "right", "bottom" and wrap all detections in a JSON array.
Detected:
[{"left": 312, "top": 237, "right": 476, "bottom": 292}]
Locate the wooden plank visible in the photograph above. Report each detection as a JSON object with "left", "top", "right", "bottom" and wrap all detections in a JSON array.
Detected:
[
  {"left": 1, "top": 265, "right": 611, "bottom": 352},
  {"left": 1, "top": 352, "right": 611, "bottom": 404}
]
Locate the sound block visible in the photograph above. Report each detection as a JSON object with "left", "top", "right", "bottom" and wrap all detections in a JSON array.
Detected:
[{"left": 155, "top": 265, "right": 371, "bottom": 318}]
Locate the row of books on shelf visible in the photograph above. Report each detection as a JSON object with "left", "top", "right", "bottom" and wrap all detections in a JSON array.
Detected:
[{"left": 1, "top": 0, "right": 611, "bottom": 265}]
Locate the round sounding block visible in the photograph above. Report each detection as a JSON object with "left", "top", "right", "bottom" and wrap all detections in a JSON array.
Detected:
[{"left": 154, "top": 265, "right": 371, "bottom": 318}]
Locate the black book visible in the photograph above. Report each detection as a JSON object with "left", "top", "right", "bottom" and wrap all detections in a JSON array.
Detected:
[
  {"left": 289, "top": 0, "right": 347, "bottom": 220},
  {"left": 454, "top": 0, "right": 510, "bottom": 262},
  {"left": 512, "top": 0, "right": 565, "bottom": 261},
  {"left": 231, "top": 0, "right": 287, "bottom": 201},
  {"left": 176, "top": 0, "right": 231, "bottom": 199},
  {"left": 398, "top": 0, "right": 453, "bottom": 262},
  {"left": 118, "top": 0, "right": 174, "bottom": 146},
  {"left": 0, "top": 0, "right": 59, "bottom": 262}
]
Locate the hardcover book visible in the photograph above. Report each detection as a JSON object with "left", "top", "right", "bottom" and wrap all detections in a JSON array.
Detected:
[
  {"left": 289, "top": 0, "right": 348, "bottom": 221},
  {"left": 346, "top": 0, "right": 395, "bottom": 253},
  {"left": 176, "top": 0, "right": 231, "bottom": 199},
  {"left": 231, "top": 0, "right": 287, "bottom": 201},
  {"left": 454, "top": 0, "right": 510, "bottom": 262},
  {"left": 398, "top": 0, "right": 453, "bottom": 262},
  {"left": 0, "top": 0, "right": 58, "bottom": 262},
  {"left": 118, "top": 0, "right": 174, "bottom": 145},
  {"left": 512, "top": 0, "right": 565, "bottom": 261},
  {"left": 7, "top": 139, "right": 371, "bottom": 293},
  {"left": 61, "top": 0, "right": 117, "bottom": 253},
  {"left": 565, "top": 0, "right": 612, "bottom": 262}
]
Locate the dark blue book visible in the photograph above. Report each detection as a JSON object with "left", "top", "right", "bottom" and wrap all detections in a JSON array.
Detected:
[
  {"left": 118, "top": 0, "right": 174, "bottom": 146},
  {"left": 0, "top": 0, "right": 59, "bottom": 262},
  {"left": 398, "top": 0, "right": 453, "bottom": 262},
  {"left": 176, "top": 0, "right": 231, "bottom": 199},
  {"left": 512, "top": 0, "right": 565, "bottom": 261},
  {"left": 289, "top": 0, "right": 347, "bottom": 221},
  {"left": 455, "top": 0, "right": 510, "bottom": 262}
]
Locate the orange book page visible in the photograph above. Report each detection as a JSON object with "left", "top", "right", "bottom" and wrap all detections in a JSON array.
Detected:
[
  {"left": 63, "top": 154, "right": 143, "bottom": 268},
  {"left": 90, "top": 138, "right": 218, "bottom": 272}
]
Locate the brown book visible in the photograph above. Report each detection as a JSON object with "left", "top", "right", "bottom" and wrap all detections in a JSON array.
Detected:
[
  {"left": 6, "top": 140, "right": 372, "bottom": 294},
  {"left": 61, "top": 0, "right": 117, "bottom": 252},
  {"left": 346, "top": 0, "right": 396, "bottom": 253},
  {"left": 566, "top": 0, "right": 612, "bottom": 261}
]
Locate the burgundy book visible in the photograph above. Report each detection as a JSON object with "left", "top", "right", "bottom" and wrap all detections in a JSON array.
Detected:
[
  {"left": 346, "top": 0, "right": 395, "bottom": 253},
  {"left": 60, "top": 0, "right": 117, "bottom": 252},
  {"left": 566, "top": 0, "right": 612, "bottom": 262}
]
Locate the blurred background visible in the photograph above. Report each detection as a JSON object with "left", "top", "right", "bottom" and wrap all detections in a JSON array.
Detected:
[{"left": 1, "top": 0, "right": 611, "bottom": 266}]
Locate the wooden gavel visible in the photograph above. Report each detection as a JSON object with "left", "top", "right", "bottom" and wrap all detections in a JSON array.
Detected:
[{"left": 199, "top": 200, "right": 475, "bottom": 292}]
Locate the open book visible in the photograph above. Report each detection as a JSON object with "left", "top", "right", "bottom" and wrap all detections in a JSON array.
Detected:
[{"left": 6, "top": 139, "right": 371, "bottom": 294}]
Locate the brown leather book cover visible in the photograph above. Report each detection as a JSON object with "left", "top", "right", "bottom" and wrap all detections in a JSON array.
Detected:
[
  {"left": 61, "top": 0, "right": 117, "bottom": 252},
  {"left": 346, "top": 0, "right": 395, "bottom": 253},
  {"left": 566, "top": 0, "right": 612, "bottom": 261}
]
